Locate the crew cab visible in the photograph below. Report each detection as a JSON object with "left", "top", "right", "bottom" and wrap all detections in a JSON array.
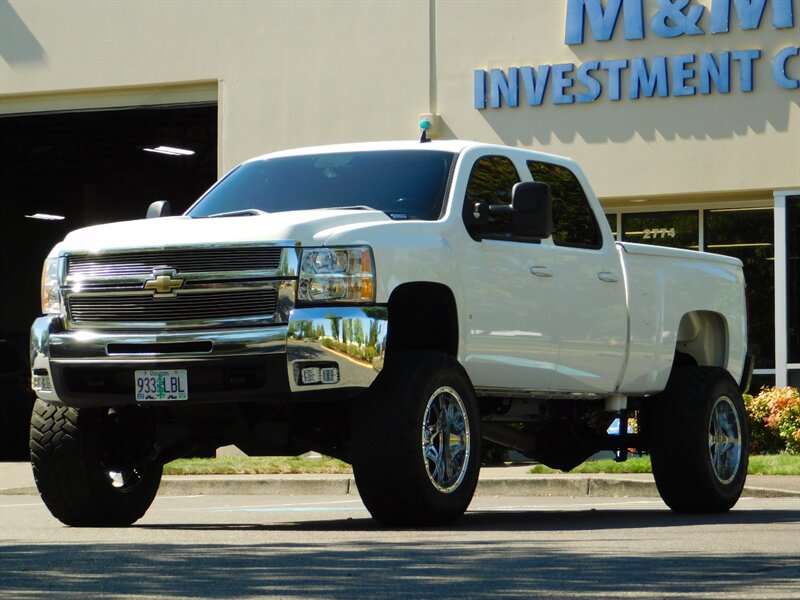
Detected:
[{"left": 29, "top": 141, "right": 751, "bottom": 526}]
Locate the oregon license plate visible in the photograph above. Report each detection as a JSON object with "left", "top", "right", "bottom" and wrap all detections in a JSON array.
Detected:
[{"left": 135, "top": 369, "right": 188, "bottom": 401}]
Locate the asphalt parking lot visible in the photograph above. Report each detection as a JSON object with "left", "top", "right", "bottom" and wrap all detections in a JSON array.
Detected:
[{"left": 2, "top": 492, "right": 799, "bottom": 599}]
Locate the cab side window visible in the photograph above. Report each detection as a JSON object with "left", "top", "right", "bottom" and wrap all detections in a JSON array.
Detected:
[
  {"left": 527, "top": 161, "right": 601, "bottom": 249},
  {"left": 463, "top": 155, "right": 520, "bottom": 240}
]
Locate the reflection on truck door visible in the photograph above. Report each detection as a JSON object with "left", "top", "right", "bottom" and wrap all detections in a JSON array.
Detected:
[
  {"left": 459, "top": 154, "right": 560, "bottom": 392},
  {"left": 528, "top": 160, "right": 627, "bottom": 394}
]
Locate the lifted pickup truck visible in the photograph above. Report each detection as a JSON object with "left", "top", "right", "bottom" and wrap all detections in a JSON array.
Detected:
[{"left": 30, "top": 140, "right": 751, "bottom": 526}]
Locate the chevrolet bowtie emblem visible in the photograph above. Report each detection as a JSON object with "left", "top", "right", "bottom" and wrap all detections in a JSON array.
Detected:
[{"left": 144, "top": 268, "right": 184, "bottom": 297}]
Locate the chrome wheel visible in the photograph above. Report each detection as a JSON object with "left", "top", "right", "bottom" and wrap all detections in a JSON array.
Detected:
[
  {"left": 422, "top": 386, "right": 471, "bottom": 493},
  {"left": 708, "top": 395, "right": 742, "bottom": 485},
  {"left": 352, "top": 352, "right": 480, "bottom": 525},
  {"left": 648, "top": 366, "right": 748, "bottom": 513}
]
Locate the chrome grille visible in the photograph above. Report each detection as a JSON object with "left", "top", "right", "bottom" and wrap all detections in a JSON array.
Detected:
[
  {"left": 67, "top": 247, "right": 283, "bottom": 278},
  {"left": 68, "top": 289, "right": 278, "bottom": 324}
]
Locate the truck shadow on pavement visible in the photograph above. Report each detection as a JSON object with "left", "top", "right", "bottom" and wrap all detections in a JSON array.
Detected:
[
  {"left": 2, "top": 535, "right": 798, "bottom": 599},
  {"left": 134, "top": 507, "right": 800, "bottom": 533}
]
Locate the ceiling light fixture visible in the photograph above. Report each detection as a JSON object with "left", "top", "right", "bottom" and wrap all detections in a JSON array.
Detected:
[
  {"left": 143, "top": 145, "right": 195, "bottom": 156},
  {"left": 25, "top": 213, "right": 66, "bottom": 221}
]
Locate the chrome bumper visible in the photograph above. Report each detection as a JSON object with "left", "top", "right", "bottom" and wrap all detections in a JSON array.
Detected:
[
  {"left": 286, "top": 306, "right": 386, "bottom": 392},
  {"left": 31, "top": 306, "right": 387, "bottom": 406}
]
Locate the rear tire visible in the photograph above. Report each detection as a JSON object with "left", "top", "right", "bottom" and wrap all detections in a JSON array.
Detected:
[
  {"left": 646, "top": 367, "right": 748, "bottom": 513},
  {"left": 351, "top": 352, "right": 481, "bottom": 526},
  {"left": 30, "top": 399, "right": 162, "bottom": 526}
]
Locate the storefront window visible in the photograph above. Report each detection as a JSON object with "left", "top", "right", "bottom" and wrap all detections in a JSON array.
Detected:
[
  {"left": 751, "top": 373, "right": 776, "bottom": 389},
  {"left": 618, "top": 206, "right": 776, "bottom": 379},
  {"left": 621, "top": 211, "right": 699, "bottom": 249},
  {"left": 705, "top": 207, "right": 774, "bottom": 370},
  {"left": 787, "top": 196, "right": 799, "bottom": 364}
]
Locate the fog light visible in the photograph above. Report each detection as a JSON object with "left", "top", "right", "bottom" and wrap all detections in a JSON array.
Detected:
[
  {"left": 32, "top": 371, "right": 53, "bottom": 392},
  {"left": 298, "top": 364, "right": 340, "bottom": 386}
]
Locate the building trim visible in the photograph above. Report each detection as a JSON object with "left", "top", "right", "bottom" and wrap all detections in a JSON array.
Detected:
[
  {"left": 0, "top": 81, "right": 219, "bottom": 117},
  {"left": 773, "top": 189, "right": 799, "bottom": 387}
]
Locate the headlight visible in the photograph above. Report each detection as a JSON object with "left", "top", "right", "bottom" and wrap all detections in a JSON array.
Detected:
[
  {"left": 41, "top": 256, "right": 63, "bottom": 315},
  {"left": 298, "top": 247, "right": 375, "bottom": 304}
]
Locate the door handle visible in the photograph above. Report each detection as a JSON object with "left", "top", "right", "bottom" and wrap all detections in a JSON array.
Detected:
[
  {"left": 530, "top": 266, "right": 554, "bottom": 278},
  {"left": 597, "top": 271, "right": 619, "bottom": 283}
]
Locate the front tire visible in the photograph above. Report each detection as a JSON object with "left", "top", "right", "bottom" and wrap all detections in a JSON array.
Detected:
[
  {"left": 646, "top": 366, "right": 749, "bottom": 513},
  {"left": 351, "top": 352, "right": 481, "bottom": 526},
  {"left": 30, "top": 399, "right": 162, "bottom": 526}
]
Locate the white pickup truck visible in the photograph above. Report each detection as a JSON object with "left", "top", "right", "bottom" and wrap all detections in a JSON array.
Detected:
[{"left": 30, "top": 140, "right": 752, "bottom": 526}]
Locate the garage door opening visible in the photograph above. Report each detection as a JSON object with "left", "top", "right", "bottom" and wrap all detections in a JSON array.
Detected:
[{"left": 0, "top": 103, "right": 217, "bottom": 457}]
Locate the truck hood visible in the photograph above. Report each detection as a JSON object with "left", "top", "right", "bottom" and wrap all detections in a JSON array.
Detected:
[{"left": 54, "top": 209, "right": 392, "bottom": 254}]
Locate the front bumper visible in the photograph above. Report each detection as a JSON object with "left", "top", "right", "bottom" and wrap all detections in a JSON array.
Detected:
[{"left": 31, "top": 306, "right": 387, "bottom": 407}]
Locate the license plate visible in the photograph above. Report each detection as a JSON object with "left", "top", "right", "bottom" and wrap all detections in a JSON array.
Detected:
[{"left": 135, "top": 369, "right": 188, "bottom": 401}]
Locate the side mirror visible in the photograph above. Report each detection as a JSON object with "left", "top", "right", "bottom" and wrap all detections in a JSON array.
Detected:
[
  {"left": 511, "top": 182, "right": 552, "bottom": 239},
  {"left": 471, "top": 201, "right": 490, "bottom": 224},
  {"left": 146, "top": 200, "right": 171, "bottom": 219}
]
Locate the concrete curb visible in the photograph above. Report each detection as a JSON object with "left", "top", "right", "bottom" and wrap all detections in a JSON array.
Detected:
[
  {"left": 132, "top": 476, "right": 800, "bottom": 499},
  {"left": 3, "top": 469, "right": 798, "bottom": 498},
  {"left": 157, "top": 475, "right": 357, "bottom": 497},
  {"left": 2, "top": 487, "right": 38, "bottom": 495},
  {"left": 740, "top": 486, "right": 800, "bottom": 498},
  {"left": 3, "top": 482, "right": 799, "bottom": 498}
]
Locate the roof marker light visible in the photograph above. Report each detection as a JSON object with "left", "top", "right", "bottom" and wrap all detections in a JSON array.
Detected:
[{"left": 25, "top": 213, "right": 65, "bottom": 221}]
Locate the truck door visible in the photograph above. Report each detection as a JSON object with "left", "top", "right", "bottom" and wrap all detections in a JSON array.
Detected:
[
  {"left": 527, "top": 160, "right": 628, "bottom": 394},
  {"left": 458, "top": 154, "right": 560, "bottom": 393}
]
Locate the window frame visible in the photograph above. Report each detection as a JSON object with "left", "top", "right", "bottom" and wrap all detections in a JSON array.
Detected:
[
  {"left": 461, "top": 154, "right": 535, "bottom": 243},
  {"left": 527, "top": 160, "right": 603, "bottom": 250}
]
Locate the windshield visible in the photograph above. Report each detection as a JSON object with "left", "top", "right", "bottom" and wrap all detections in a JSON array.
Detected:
[{"left": 187, "top": 150, "right": 456, "bottom": 221}]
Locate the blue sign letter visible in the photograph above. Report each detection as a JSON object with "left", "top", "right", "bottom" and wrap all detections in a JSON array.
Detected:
[
  {"left": 773, "top": 46, "right": 800, "bottom": 89},
  {"left": 474, "top": 70, "right": 487, "bottom": 109},
  {"left": 629, "top": 56, "right": 670, "bottom": 98},
  {"left": 652, "top": 0, "right": 705, "bottom": 38},
  {"left": 577, "top": 61, "right": 603, "bottom": 103},
  {"left": 699, "top": 52, "right": 731, "bottom": 94},
  {"left": 711, "top": 0, "right": 795, "bottom": 33},
  {"left": 490, "top": 68, "right": 519, "bottom": 108},
  {"left": 552, "top": 63, "right": 577, "bottom": 104},
  {"left": 672, "top": 54, "right": 697, "bottom": 96},
  {"left": 601, "top": 59, "right": 629, "bottom": 100},
  {"left": 565, "top": 0, "right": 644, "bottom": 44},
  {"left": 733, "top": 49, "right": 761, "bottom": 92},
  {"left": 521, "top": 65, "right": 552, "bottom": 106}
]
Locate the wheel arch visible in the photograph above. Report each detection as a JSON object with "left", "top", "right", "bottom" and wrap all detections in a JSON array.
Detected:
[
  {"left": 385, "top": 282, "right": 458, "bottom": 359},
  {"left": 675, "top": 310, "right": 728, "bottom": 370}
]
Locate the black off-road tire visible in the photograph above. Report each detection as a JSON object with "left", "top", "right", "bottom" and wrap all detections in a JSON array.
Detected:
[
  {"left": 30, "top": 399, "right": 162, "bottom": 526},
  {"left": 646, "top": 366, "right": 749, "bottom": 513},
  {"left": 351, "top": 352, "right": 481, "bottom": 526}
]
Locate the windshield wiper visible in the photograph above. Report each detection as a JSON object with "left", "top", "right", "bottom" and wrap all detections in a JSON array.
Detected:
[
  {"left": 200, "top": 206, "right": 388, "bottom": 218},
  {"left": 323, "top": 205, "right": 377, "bottom": 212},
  {"left": 203, "top": 209, "right": 269, "bottom": 218}
]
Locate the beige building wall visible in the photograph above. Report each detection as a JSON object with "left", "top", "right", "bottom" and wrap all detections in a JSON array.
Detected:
[
  {"left": 0, "top": 0, "right": 432, "bottom": 175},
  {"left": 437, "top": 0, "right": 800, "bottom": 201},
  {"left": 1, "top": 0, "right": 798, "bottom": 199}
]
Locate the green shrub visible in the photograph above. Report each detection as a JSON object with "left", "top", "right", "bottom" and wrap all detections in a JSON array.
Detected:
[{"left": 745, "top": 386, "right": 800, "bottom": 454}]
